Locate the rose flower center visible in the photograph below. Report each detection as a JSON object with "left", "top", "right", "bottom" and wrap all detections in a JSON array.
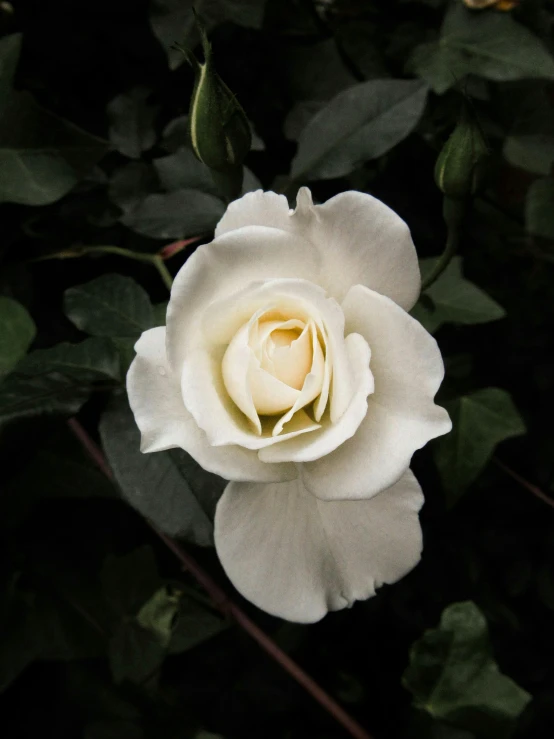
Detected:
[{"left": 222, "top": 313, "right": 326, "bottom": 423}]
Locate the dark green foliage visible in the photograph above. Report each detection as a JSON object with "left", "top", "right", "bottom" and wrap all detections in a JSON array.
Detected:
[{"left": 1, "top": 0, "right": 553, "bottom": 737}]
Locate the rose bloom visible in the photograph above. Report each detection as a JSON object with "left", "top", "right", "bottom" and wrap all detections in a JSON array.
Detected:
[{"left": 127, "top": 189, "right": 451, "bottom": 623}]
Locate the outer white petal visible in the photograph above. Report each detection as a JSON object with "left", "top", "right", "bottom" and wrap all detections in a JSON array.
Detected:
[
  {"left": 301, "top": 286, "right": 451, "bottom": 500},
  {"left": 214, "top": 188, "right": 420, "bottom": 310},
  {"left": 214, "top": 468, "right": 424, "bottom": 623},
  {"left": 126, "top": 327, "right": 295, "bottom": 483},
  {"left": 166, "top": 225, "right": 320, "bottom": 373},
  {"left": 258, "top": 333, "right": 373, "bottom": 463}
]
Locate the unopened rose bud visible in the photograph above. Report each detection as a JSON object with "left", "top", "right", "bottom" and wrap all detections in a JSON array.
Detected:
[
  {"left": 434, "top": 104, "right": 489, "bottom": 199},
  {"left": 178, "top": 15, "right": 251, "bottom": 176}
]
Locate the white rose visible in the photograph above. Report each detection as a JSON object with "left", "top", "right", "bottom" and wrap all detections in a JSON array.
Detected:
[{"left": 127, "top": 188, "right": 451, "bottom": 623}]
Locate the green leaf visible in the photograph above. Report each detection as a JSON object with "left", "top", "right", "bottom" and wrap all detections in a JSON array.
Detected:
[
  {"left": 150, "top": 0, "right": 267, "bottom": 70},
  {"left": 525, "top": 177, "right": 554, "bottom": 241},
  {"left": 0, "top": 32, "right": 22, "bottom": 110},
  {"left": 409, "top": 6, "right": 554, "bottom": 95},
  {"left": 0, "top": 373, "right": 92, "bottom": 427},
  {"left": 411, "top": 257, "right": 505, "bottom": 334},
  {"left": 168, "top": 593, "right": 226, "bottom": 655},
  {"left": 0, "top": 297, "right": 35, "bottom": 378},
  {"left": 403, "top": 601, "right": 532, "bottom": 738},
  {"left": 153, "top": 147, "right": 218, "bottom": 194},
  {"left": 291, "top": 79, "right": 428, "bottom": 180},
  {"left": 108, "top": 161, "right": 158, "bottom": 213},
  {"left": 121, "top": 189, "right": 225, "bottom": 239},
  {"left": 137, "top": 586, "right": 180, "bottom": 648},
  {"left": 107, "top": 87, "right": 158, "bottom": 160},
  {"left": 433, "top": 388, "right": 526, "bottom": 506},
  {"left": 109, "top": 620, "right": 165, "bottom": 685},
  {"left": 503, "top": 89, "right": 554, "bottom": 176},
  {"left": 0, "top": 338, "right": 121, "bottom": 427},
  {"left": 0, "top": 92, "right": 109, "bottom": 205},
  {"left": 99, "top": 395, "right": 219, "bottom": 545},
  {"left": 19, "top": 337, "right": 121, "bottom": 383},
  {"left": 64, "top": 274, "right": 155, "bottom": 339}
]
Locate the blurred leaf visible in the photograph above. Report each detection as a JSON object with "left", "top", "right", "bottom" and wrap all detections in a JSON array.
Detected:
[
  {"left": 0, "top": 92, "right": 108, "bottom": 205},
  {"left": 503, "top": 89, "right": 554, "bottom": 176},
  {"left": 64, "top": 275, "right": 155, "bottom": 339},
  {"left": 107, "top": 87, "right": 158, "bottom": 160},
  {"left": 101, "top": 549, "right": 166, "bottom": 685},
  {"left": 168, "top": 593, "right": 226, "bottom": 655},
  {"left": 291, "top": 79, "right": 428, "bottom": 180},
  {"left": 0, "top": 32, "right": 22, "bottom": 110},
  {"left": 153, "top": 147, "right": 218, "bottom": 194},
  {"left": 410, "top": 6, "right": 554, "bottom": 95},
  {"left": 34, "top": 589, "right": 106, "bottom": 661},
  {"left": 412, "top": 257, "right": 505, "bottom": 334},
  {"left": 137, "top": 586, "right": 180, "bottom": 648},
  {"left": 108, "top": 161, "right": 159, "bottom": 213},
  {"left": 19, "top": 337, "right": 121, "bottom": 383},
  {"left": 121, "top": 189, "right": 225, "bottom": 239},
  {"left": 109, "top": 620, "right": 166, "bottom": 685},
  {"left": 0, "top": 296, "right": 35, "bottom": 378},
  {"left": 403, "top": 601, "right": 531, "bottom": 738},
  {"left": 434, "top": 388, "right": 526, "bottom": 506},
  {"left": 161, "top": 114, "right": 189, "bottom": 152},
  {"left": 525, "top": 177, "right": 554, "bottom": 241},
  {"left": 153, "top": 301, "right": 168, "bottom": 326},
  {"left": 150, "top": 0, "right": 267, "bottom": 69},
  {"left": 99, "top": 395, "right": 217, "bottom": 545}
]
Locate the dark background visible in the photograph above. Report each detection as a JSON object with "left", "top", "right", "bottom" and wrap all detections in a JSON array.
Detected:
[{"left": 1, "top": 1, "right": 554, "bottom": 738}]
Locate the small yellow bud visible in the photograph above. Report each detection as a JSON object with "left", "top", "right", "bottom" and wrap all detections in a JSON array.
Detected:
[{"left": 463, "top": 0, "right": 517, "bottom": 9}]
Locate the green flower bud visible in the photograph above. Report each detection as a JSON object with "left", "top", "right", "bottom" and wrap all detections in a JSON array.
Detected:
[
  {"left": 434, "top": 104, "right": 489, "bottom": 199},
  {"left": 179, "top": 15, "right": 251, "bottom": 174}
]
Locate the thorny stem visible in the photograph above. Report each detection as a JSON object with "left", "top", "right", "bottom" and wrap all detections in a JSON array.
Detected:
[
  {"left": 67, "top": 417, "right": 375, "bottom": 739},
  {"left": 494, "top": 457, "right": 554, "bottom": 511}
]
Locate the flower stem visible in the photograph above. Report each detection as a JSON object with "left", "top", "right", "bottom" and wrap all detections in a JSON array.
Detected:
[
  {"left": 152, "top": 256, "right": 174, "bottom": 291},
  {"left": 67, "top": 417, "right": 375, "bottom": 739},
  {"left": 420, "top": 197, "right": 465, "bottom": 292},
  {"left": 33, "top": 245, "right": 174, "bottom": 293}
]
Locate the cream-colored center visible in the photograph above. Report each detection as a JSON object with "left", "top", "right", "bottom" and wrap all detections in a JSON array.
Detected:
[{"left": 222, "top": 314, "right": 325, "bottom": 420}]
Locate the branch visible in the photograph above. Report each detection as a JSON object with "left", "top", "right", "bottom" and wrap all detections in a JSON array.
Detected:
[
  {"left": 494, "top": 457, "right": 554, "bottom": 511},
  {"left": 67, "top": 418, "right": 374, "bottom": 739}
]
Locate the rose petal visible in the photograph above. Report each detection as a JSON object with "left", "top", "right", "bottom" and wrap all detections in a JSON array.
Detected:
[
  {"left": 301, "top": 286, "right": 451, "bottom": 501},
  {"left": 127, "top": 327, "right": 295, "bottom": 482},
  {"left": 214, "top": 468, "right": 424, "bottom": 623},
  {"left": 259, "top": 332, "right": 373, "bottom": 462},
  {"left": 167, "top": 225, "right": 320, "bottom": 374},
  {"left": 214, "top": 188, "right": 420, "bottom": 310}
]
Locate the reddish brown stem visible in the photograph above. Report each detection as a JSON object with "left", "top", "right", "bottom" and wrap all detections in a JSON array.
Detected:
[
  {"left": 67, "top": 417, "right": 374, "bottom": 739},
  {"left": 494, "top": 457, "right": 554, "bottom": 511}
]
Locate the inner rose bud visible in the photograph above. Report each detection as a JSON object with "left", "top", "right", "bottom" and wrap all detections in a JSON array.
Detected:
[{"left": 222, "top": 312, "right": 325, "bottom": 425}]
